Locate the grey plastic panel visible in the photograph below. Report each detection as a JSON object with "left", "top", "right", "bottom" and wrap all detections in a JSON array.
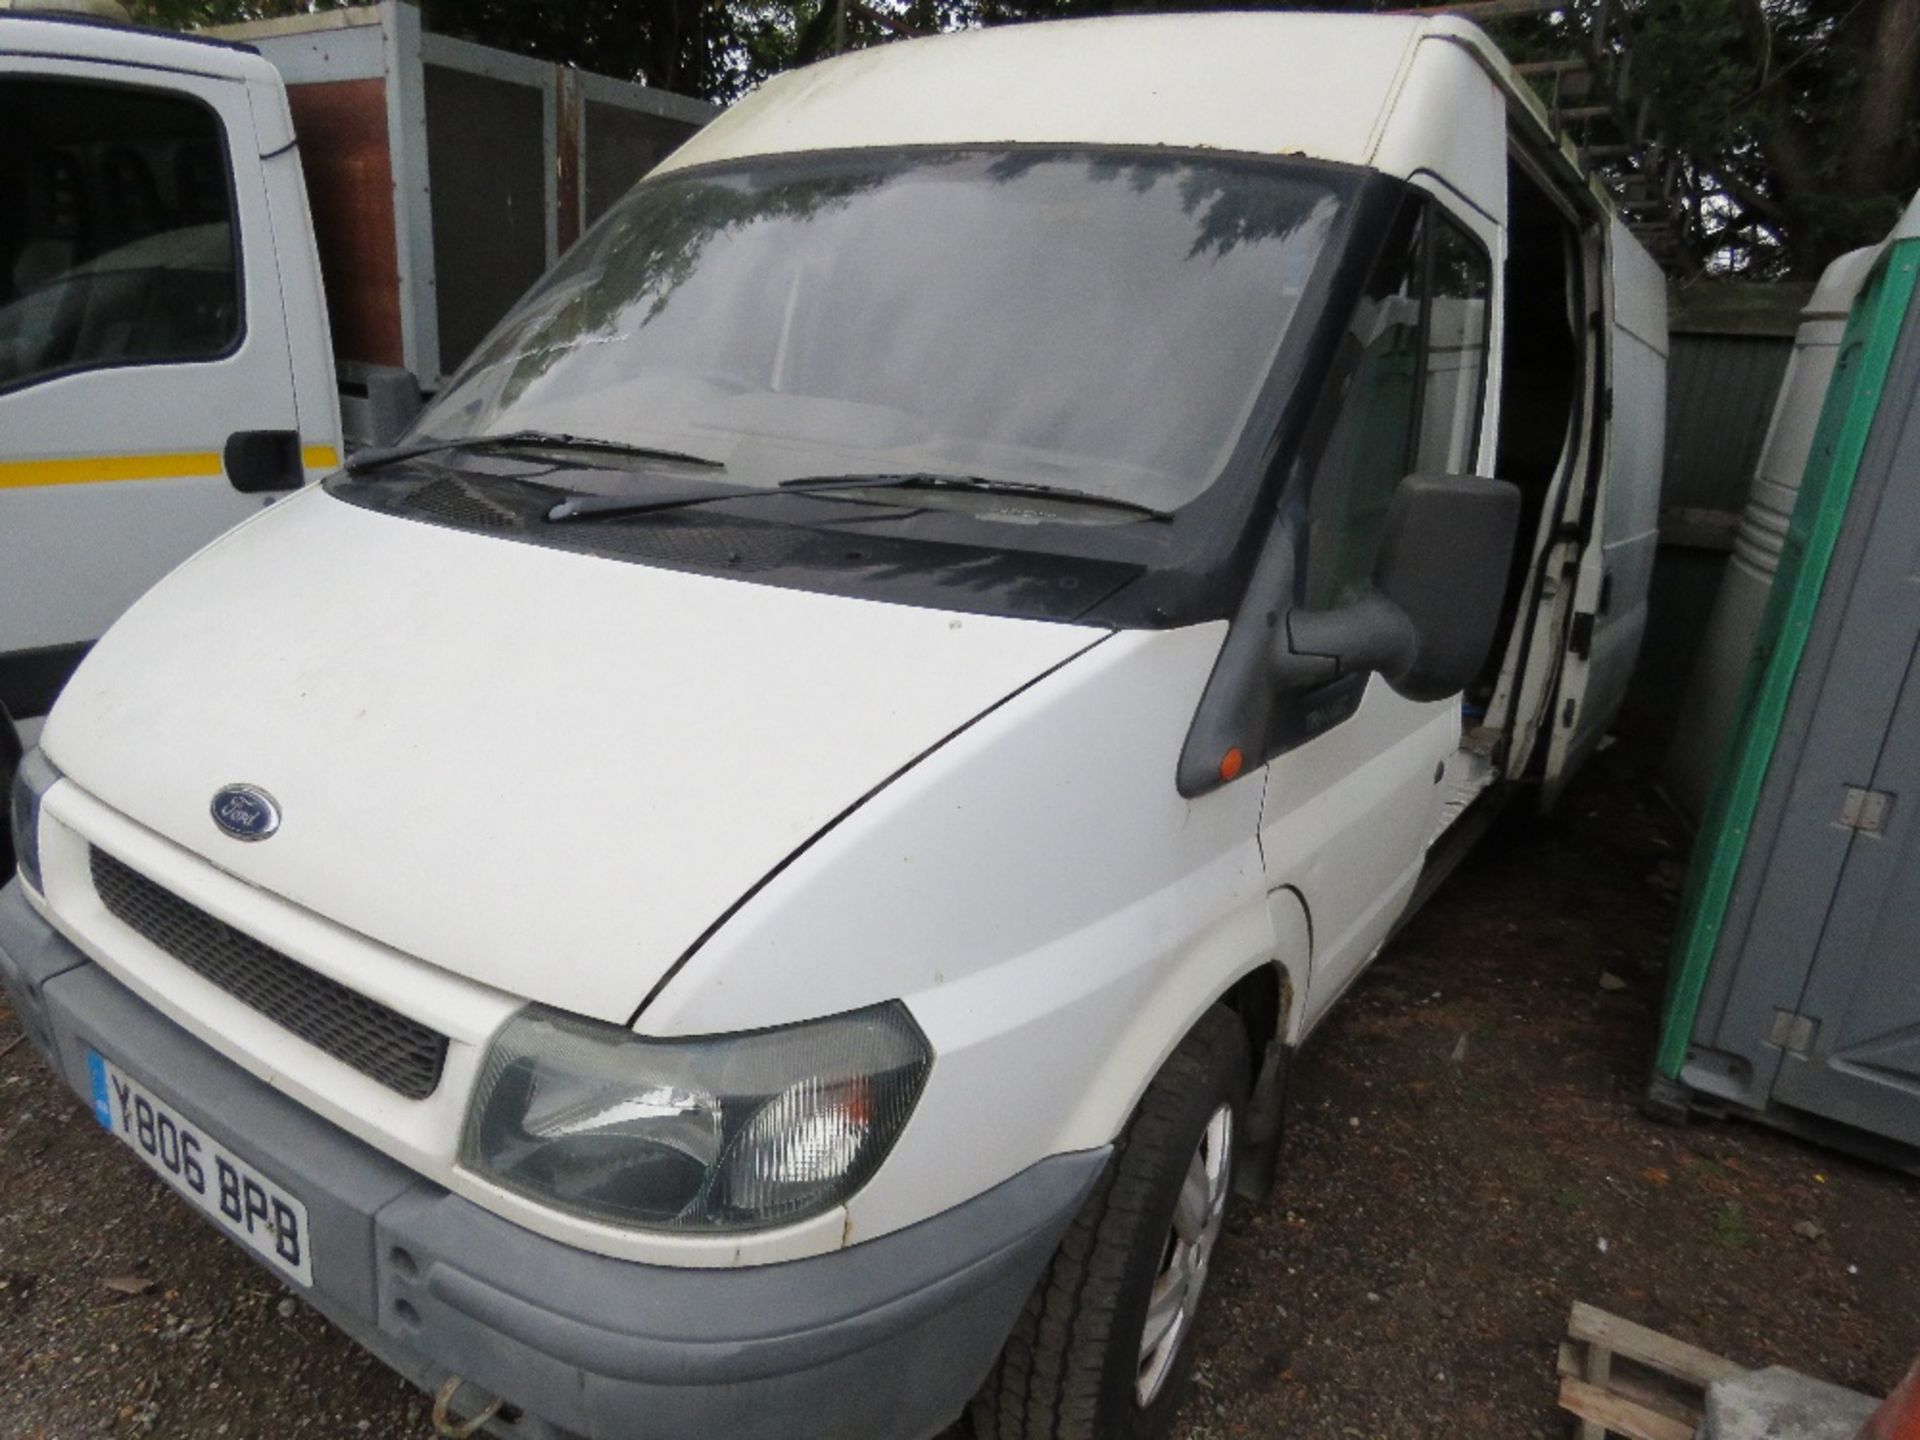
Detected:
[
  {"left": 0, "top": 879, "right": 84, "bottom": 1063},
  {"left": 41, "top": 958, "right": 416, "bottom": 1321},
  {"left": 379, "top": 1149, "right": 1099, "bottom": 1384},
  {"left": 377, "top": 1173, "right": 1085, "bottom": 1438}
]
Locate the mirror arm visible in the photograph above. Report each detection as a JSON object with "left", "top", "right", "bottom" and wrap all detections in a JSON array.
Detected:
[{"left": 1273, "top": 593, "right": 1419, "bottom": 690}]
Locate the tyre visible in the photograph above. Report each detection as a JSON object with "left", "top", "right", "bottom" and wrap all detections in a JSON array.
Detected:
[
  {"left": 970, "top": 1006, "right": 1250, "bottom": 1440},
  {"left": 0, "top": 705, "right": 20, "bottom": 881}
]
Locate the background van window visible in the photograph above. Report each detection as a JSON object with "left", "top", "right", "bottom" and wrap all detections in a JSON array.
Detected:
[{"left": 0, "top": 79, "right": 240, "bottom": 392}]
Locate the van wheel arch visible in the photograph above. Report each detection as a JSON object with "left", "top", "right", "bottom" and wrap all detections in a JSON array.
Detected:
[
  {"left": 1223, "top": 961, "right": 1295, "bottom": 1201},
  {"left": 969, "top": 1006, "right": 1250, "bottom": 1440}
]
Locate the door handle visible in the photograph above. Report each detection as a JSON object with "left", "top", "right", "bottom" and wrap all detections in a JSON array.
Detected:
[{"left": 223, "top": 430, "right": 304, "bottom": 494}]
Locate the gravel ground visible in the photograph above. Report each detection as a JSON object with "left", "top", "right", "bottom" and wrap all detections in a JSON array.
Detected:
[{"left": 2, "top": 742, "right": 1915, "bottom": 1439}]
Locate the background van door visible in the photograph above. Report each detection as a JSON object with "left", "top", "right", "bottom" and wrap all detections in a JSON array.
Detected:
[{"left": 0, "top": 56, "right": 310, "bottom": 724}]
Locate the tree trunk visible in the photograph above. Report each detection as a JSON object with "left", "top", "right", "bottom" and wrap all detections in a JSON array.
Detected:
[{"left": 1846, "top": 0, "right": 1920, "bottom": 196}]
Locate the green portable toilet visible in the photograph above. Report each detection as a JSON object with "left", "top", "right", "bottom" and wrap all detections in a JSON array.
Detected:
[{"left": 1653, "top": 192, "right": 1920, "bottom": 1160}]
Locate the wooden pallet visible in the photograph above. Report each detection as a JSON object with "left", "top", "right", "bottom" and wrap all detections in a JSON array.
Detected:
[{"left": 1558, "top": 1302, "right": 1749, "bottom": 1440}]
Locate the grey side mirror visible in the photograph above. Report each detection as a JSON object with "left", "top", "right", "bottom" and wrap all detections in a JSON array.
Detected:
[
  {"left": 338, "top": 361, "right": 423, "bottom": 451},
  {"left": 1274, "top": 473, "right": 1521, "bottom": 703}
]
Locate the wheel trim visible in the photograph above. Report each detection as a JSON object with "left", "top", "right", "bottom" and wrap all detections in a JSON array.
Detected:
[{"left": 1136, "top": 1101, "right": 1233, "bottom": 1407}]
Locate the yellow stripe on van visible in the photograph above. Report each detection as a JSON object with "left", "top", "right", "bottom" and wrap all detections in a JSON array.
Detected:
[
  {"left": 0, "top": 442, "right": 342, "bottom": 491},
  {"left": 0, "top": 451, "right": 226, "bottom": 489}
]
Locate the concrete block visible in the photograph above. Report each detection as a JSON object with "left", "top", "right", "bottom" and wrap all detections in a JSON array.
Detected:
[{"left": 1704, "top": 1366, "right": 1881, "bottom": 1440}]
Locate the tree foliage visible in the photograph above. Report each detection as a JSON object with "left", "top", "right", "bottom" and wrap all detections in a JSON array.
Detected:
[
  {"left": 127, "top": 0, "right": 1918, "bottom": 277},
  {"left": 1663, "top": 0, "right": 1920, "bottom": 275},
  {"left": 1540, "top": 0, "right": 1920, "bottom": 275}
]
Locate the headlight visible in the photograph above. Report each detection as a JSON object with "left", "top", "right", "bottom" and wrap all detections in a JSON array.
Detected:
[
  {"left": 461, "top": 1001, "right": 932, "bottom": 1232},
  {"left": 8, "top": 749, "right": 61, "bottom": 894}
]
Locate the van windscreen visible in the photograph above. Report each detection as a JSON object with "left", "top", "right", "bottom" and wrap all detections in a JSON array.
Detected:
[{"left": 414, "top": 148, "right": 1349, "bottom": 517}]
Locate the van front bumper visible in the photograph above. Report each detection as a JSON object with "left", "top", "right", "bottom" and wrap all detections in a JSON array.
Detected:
[{"left": 0, "top": 880, "right": 1106, "bottom": 1440}]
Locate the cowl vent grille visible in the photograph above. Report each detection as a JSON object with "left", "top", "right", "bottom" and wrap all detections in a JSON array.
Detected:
[{"left": 89, "top": 848, "right": 448, "bottom": 1100}]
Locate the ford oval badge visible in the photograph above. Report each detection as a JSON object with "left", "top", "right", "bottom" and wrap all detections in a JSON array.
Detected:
[{"left": 211, "top": 784, "right": 281, "bottom": 842}]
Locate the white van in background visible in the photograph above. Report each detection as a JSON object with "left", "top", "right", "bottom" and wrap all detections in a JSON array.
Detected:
[
  {"left": 4, "top": 14, "right": 1666, "bottom": 1440},
  {"left": 0, "top": 6, "right": 712, "bottom": 841},
  {"left": 0, "top": 16, "right": 340, "bottom": 783}
]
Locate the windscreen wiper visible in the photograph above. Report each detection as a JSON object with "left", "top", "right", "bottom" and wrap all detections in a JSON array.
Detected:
[
  {"left": 546, "top": 471, "right": 1173, "bottom": 524},
  {"left": 346, "top": 429, "right": 724, "bottom": 475}
]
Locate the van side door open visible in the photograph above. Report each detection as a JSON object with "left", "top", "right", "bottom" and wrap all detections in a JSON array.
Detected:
[
  {"left": 1540, "top": 219, "right": 1669, "bottom": 795},
  {"left": 1473, "top": 150, "right": 1668, "bottom": 800}
]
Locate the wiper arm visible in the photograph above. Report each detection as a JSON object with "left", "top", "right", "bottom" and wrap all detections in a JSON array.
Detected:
[
  {"left": 547, "top": 470, "right": 1173, "bottom": 524},
  {"left": 784, "top": 471, "right": 1174, "bottom": 521},
  {"left": 346, "top": 429, "right": 724, "bottom": 475},
  {"left": 548, "top": 481, "right": 804, "bottom": 522}
]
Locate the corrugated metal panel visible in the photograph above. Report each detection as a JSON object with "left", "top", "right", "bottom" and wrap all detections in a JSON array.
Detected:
[
  {"left": 424, "top": 62, "right": 547, "bottom": 378},
  {"left": 584, "top": 102, "right": 698, "bottom": 229},
  {"left": 1661, "top": 334, "right": 1793, "bottom": 512},
  {"left": 1624, "top": 329, "right": 1793, "bottom": 741}
]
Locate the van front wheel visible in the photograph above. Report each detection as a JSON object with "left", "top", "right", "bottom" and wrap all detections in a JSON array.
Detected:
[{"left": 969, "top": 1007, "right": 1248, "bottom": 1440}]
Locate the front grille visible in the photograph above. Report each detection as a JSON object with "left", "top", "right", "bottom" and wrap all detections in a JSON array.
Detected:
[{"left": 89, "top": 848, "right": 448, "bottom": 1100}]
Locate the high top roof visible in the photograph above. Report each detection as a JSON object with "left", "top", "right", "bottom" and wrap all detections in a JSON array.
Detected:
[{"left": 663, "top": 13, "right": 1561, "bottom": 181}]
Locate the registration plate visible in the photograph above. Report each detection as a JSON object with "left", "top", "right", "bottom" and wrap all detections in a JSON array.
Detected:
[{"left": 87, "top": 1052, "right": 313, "bottom": 1287}]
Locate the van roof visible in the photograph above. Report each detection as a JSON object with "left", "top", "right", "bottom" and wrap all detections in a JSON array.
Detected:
[
  {"left": 663, "top": 12, "right": 1594, "bottom": 200},
  {"left": 0, "top": 10, "right": 275, "bottom": 84}
]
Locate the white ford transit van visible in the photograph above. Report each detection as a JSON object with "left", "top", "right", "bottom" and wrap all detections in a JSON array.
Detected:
[{"left": 3, "top": 14, "right": 1666, "bottom": 1439}]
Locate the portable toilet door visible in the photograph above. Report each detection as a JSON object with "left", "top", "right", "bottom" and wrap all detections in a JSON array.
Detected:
[{"left": 1655, "top": 192, "right": 1920, "bottom": 1156}]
